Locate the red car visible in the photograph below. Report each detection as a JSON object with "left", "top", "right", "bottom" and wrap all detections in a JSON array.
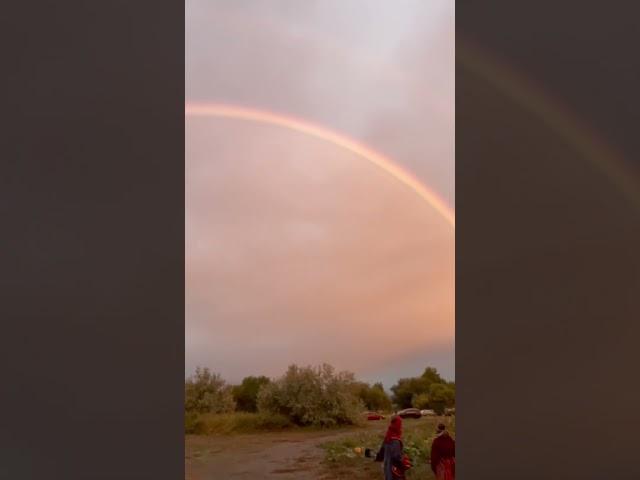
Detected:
[{"left": 364, "top": 411, "right": 385, "bottom": 421}]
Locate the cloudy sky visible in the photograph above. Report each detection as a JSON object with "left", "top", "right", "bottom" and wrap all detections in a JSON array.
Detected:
[{"left": 186, "top": 0, "right": 454, "bottom": 387}]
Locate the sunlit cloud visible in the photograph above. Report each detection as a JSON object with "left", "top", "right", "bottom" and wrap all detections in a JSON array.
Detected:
[{"left": 186, "top": 0, "right": 454, "bottom": 384}]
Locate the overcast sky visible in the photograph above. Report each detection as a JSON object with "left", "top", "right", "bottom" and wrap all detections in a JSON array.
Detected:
[{"left": 186, "top": 0, "right": 454, "bottom": 388}]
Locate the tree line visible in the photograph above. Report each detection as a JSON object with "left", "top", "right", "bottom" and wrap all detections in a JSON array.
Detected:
[{"left": 185, "top": 363, "right": 455, "bottom": 427}]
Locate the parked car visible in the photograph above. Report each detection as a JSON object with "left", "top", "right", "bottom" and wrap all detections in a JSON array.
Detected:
[
  {"left": 420, "top": 409, "right": 436, "bottom": 416},
  {"left": 444, "top": 407, "right": 456, "bottom": 416},
  {"left": 397, "top": 408, "right": 422, "bottom": 419},
  {"left": 364, "top": 411, "right": 385, "bottom": 421}
]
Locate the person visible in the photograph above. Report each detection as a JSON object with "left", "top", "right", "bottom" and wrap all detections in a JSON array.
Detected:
[
  {"left": 375, "top": 415, "right": 411, "bottom": 479},
  {"left": 430, "top": 423, "right": 455, "bottom": 480}
]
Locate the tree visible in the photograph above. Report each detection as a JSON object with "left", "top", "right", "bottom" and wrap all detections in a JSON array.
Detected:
[
  {"left": 185, "top": 367, "right": 235, "bottom": 414},
  {"left": 422, "top": 367, "right": 445, "bottom": 385},
  {"left": 353, "top": 381, "right": 393, "bottom": 411},
  {"left": 368, "top": 382, "right": 393, "bottom": 411},
  {"left": 412, "top": 392, "right": 430, "bottom": 410},
  {"left": 232, "top": 376, "right": 271, "bottom": 412},
  {"left": 257, "top": 363, "right": 364, "bottom": 427},
  {"left": 428, "top": 383, "right": 455, "bottom": 415},
  {"left": 390, "top": 367, "right": 450, "bottom": 409},
  {"left": 391, "top": 377, "right": 429, "bottom": 409}
]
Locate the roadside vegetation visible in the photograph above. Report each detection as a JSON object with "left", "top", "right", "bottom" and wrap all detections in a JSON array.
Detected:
[
  {"left": 391, "top": 367, "right": 456, "bottom": 414},
  {"left": 320, "top": 416, "right": 456, "bottom": 479},
  {"left": 185, "top": 411, "right": 293, "bottom": 435},
  {"left": 184, "top": 363, "right": 455, "bottom": 435}
]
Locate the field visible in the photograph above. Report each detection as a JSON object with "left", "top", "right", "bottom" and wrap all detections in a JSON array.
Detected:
[
  {"left": 320, "top": 415, "right": 454, "bottom": 479},
  {"left": 185, "top": 415, "right": 454, "bottom": 479}
]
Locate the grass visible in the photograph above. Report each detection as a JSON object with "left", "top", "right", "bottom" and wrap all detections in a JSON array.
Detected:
[
  {"left": 185, "top": 410, "right": 368, "bottom": 435},
  {"left": 185, "top": 411, "right": 294, "bottom": 434},
  {"left": 319, "top": 416, "right": 455, "bottom": 479}
]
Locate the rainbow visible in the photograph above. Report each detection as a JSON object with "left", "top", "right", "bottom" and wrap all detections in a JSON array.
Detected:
[
  {"left": 458, "top": 40, "right": 639, "bottom": 210},
  {"left": 185, "top": 103, "right": 456, "bottom": 228}
]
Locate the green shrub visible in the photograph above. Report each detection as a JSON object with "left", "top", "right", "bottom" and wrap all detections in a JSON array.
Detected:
[
  {"left": 427, "top": 383, "right": 455, "bottom": 415},
  {"left": 184, "top": 411, "right": 207, "bottom": 434},
  {"left": 185, "top": 367, "right": 236, "bottom": 414},
  {"left": 184, "top": 412, "right": 293, "bottom": 435},
  {"left": 412, "top": 392, "right": 431, "bottom": 410},
  {"left": 353, "top": 381, "right": 393, "bottom": 412},
  {"left": 232, "top": 376, "right": 271, "bottom": 412},
  {"left": 257, "top": 363, "right": 365, "bottom": 427},
  {"left": 252, "top": 412, "right": 293, "bottom": 430},
  {"left": 391, "top": 367, "right": 448, "bottom": 409},
  {"left": 391, "top": 367, "right": 455, "bottom": 413}
]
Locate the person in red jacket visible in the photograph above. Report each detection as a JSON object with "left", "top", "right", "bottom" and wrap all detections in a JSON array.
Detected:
[
  {"left": 430, "top": 423, "right": 455, "bottom": 479},
  {"left": 375, "top": 415, "right": 412, "bottom": 479}
]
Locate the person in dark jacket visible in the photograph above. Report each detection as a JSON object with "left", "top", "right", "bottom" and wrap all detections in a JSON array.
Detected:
[
  {"left": 375, "top": 415, "right": 409, "bottom": 479},
  {"left": 430, "top": 423, "right": 455, "bottom": 479}
]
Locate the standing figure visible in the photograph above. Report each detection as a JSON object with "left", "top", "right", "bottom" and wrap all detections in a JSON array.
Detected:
[
  {"left": 430, "top": 423, "right": 455, "bottom": 480},
  {"left": 375, "top": 415, "right": 411, "bottom": 479}
]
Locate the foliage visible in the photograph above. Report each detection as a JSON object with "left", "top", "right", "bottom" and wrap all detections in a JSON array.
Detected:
[
  {"left": 391, "top": 367, "right": 455, "bottom": 411},
  {"left": 320, "top": 416, "right": 456, "bottom": 479},
  {"left": 232, "top": 375, "right": 271, "bottom": 412},
  {"left": 257, "top": 363, "right": 365, "bottom": 427},
  {"left": 185, "top": 411, "right": 207, "bottom": 434},
  {"left": 427, "top": 383, "right": 455, "bottom": 415},
  {"left": 185, "top": 367, "right": 236, "bottom": 414},
  {"left": 422, "top": 367, "right": 445, "bottom": 386},
  {"left": 353, "top": 381, "right": 393, "bottom": 412},
  {"left": 185, "top": 411, "right": 293, "bottom": 435},
  {"left": 411, "top": 392, "right": 431, "bottom": 410}
]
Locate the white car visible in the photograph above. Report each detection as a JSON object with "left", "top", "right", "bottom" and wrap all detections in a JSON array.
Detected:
[{"left": 420, "top": 409, "right": 436, "bottom": 416}]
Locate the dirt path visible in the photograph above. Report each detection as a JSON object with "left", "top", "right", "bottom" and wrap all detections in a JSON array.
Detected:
[{"left": 185, "top": 424, "right": 386, "bottom": 480}]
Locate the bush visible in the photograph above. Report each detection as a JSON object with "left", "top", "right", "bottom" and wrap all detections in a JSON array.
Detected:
[
  {"left": 184, "top": 411, "right": 207, "bottom": 434},
  {"left": 185, "top": 367, "right": 236, "bottom": 414},
  {"left": 353, "top": 382, "right": 393, "bottom": 412},
  {"left": 257, "top": 363, "right": 365, "bottom": 427},
  {"left": 232, "top": 376, "right": 271, "bottom": 412},
  {"left": 427, "top": 382, "right": 455, "bottom": 415},
  {"left": 391, "top": 367, "right": 446, "bottom": 409},
  {"left": 412, "top": 392, "right": 430, "bottom": 410},
  {"left": 391, "top": 367, "right": 455, "bottom": 412},
  {"left": 185, "top": 412, "right": 293, "bottom": 435}
]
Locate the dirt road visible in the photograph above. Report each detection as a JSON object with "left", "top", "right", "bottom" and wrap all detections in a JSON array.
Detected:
[{"left": 185, "top": 423, "right": 386, "bottom": 480}]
